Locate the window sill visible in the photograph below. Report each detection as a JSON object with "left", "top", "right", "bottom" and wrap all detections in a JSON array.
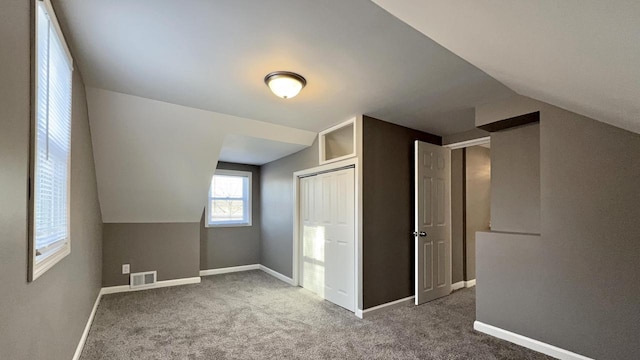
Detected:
[
  {"left": 205, "top": 222, "right": 252, "bottom": 228},
  {"left": 31, "top": 243, "right": 70, "bottom": 281}
]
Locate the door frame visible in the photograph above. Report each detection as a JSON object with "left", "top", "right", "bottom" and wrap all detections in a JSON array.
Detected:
[
  {"left": 292, "top": 157, "right": 361, "bottom": 315},
  {"left": 442, "top": 136, "right": 490, "bottom": 289},
  {"left": 444, "top": 136, "right": 490, "bottom": 150}
]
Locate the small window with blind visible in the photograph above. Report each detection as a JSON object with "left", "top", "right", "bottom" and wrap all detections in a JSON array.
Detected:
[
  {"left": 206, "top": 170, "right": 252, "bottom": 227},
  {"left": 29, "top": 0, "right": 74, "bottom": 281}
]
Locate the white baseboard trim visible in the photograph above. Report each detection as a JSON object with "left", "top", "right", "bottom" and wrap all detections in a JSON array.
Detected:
[
  {"left": 74, "top": 276, "right": 202, "bottom": 359},
  {"left": 72, "top": 290, "right": 102, "bottom": 360},
  {"left": 452, "top": 280, "right": 475, "bottom": 291},
  {"left": 474, "top": 321, "right": 592, "bottom": 360},
  {"left": 259, "top": 265, "right": 295, "bottom": 285},
  {"left": 452, "top": 281, "right": 465, "bottom": 291},
  {"left": 199, "top": 264, "right": 260, "bottom": 277},
  {"left": 100, "top": 276, "right": 201, "bottom": 295},
  {"left": 199, "top": 264, "right": 294, "bottom": 286},
  {"left": 355, "top": 296, "right": 415, "bottom": 319}
]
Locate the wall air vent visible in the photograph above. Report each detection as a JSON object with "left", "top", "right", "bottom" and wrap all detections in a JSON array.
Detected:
[{"left": 130, "top": 271, "right": 157, "bottom": 289}]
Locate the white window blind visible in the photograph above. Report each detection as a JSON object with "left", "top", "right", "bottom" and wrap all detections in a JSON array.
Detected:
[
  {"left": 33, "top": 1, "right": 73, "bottom": 262},
  {"left": 207, "top": 170, "right": 252, "bottom": 226}
]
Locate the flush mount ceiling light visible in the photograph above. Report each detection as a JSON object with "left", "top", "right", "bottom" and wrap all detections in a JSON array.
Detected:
[{"left": 264, "top": 71, "right": 307, "bottom": 99}]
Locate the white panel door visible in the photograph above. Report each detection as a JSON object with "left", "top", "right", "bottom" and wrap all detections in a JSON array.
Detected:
[
  {"left": 415, "top": 141, "right": 451, "bottom": 305},
  {"left": 300, "top": 168, "right": 355, "bottom": 312}
]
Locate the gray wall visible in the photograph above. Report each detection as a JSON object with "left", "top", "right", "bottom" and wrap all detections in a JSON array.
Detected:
[
  {"left": 490, "top": 123, "right": 540, "bottom": 234},
  {"left": 260, "top": 138, "right": 319, "bottom": 276},
  {"left": 450, "top": 149, "right": 465, "bottom": 284},
  {"left": 200, "top": 162, "right": 261, "bottom": 270},
  {"left": 464, "top": 146, "right": 490, "bottom": 280},
  {"left": 102, "top": 223, "right": 200, "bottom": 286},
  {"left": 362, "top": 116, "right": 441, "bottom": 308},
  {"left": 476, "top": 105, "right": 640, "bottom": 359},
  {"left": 0, "top": 2, "right": 103, "bottom": 358}
]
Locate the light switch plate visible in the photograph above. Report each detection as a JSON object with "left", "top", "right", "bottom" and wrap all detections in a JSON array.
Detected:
[{"left": 122, "top": 264, "right": 130, "bottom": 274}]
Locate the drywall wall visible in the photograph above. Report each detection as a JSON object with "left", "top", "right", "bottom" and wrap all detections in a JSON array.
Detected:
[
  {"left": 464, "top": 146, "right": 490, "bottom": 280},
  {"left": 0, "top": 2, "right": 103, "bottom": 358},
  {"left": 490, "top": 123, "right": 540, "bottom": 234},
  {"left": 476, "top": 105, "right": 640, "bottom": 359},
  {"left": 450, "top": 149, "right": 465, "bottom": 284},
  {"left": 200, "top": 162, "right": 261, "bottom": 270},
  {"left": 102, "top": 223, "right": 199, "bottom": 286},
  {"left": 476, "top": 231, "right": 545, "bottom": 338},
  {"left": 260, "top": 138, "right": 319, "bottom": 276},
  {"left": 442, "top": 128, "right": 489, "bottom": 145},
  {"left": 362, "top": 116, "right": 441, "bottom": 308}
]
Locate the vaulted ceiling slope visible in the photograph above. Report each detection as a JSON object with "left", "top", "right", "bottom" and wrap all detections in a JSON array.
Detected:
[
  {"left": 87, "top": 88, "right": 315, "bottom": 223},
  {"left": 372, "top": 0, "right": 640, "bottom": 134},
  {"left": 52, "top": 0, "right": 522, "bottom": 223},
  {"left": 55, "top": 0, "right": 514, "bottom": 136}
]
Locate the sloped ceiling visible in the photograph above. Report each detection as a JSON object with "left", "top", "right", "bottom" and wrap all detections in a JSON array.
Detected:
[
  {"left": 51, "top": 0, "right": 522, "bottom": 223},
  {"left": 55, "top": 0, "right": 514, "bottom": 136},
  {"left": 87, "top": 88, "right": 315, "bottom": 222},
  {"left": 218, "top": 135, "right": 308, "bottom": 166},
  {"left": 372, "top": 0, "right": 640, "bottom": 134}
]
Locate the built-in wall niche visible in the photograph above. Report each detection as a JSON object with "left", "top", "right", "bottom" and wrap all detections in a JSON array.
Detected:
[{"left": 319, "top": 118, "right": 356, "bottom": 164}]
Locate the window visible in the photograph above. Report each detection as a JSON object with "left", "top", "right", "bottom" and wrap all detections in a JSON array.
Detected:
[
  {"left": 206, "top": 170, "right": 252, "bottom": 227},
  {"left": 29, "top": 0, "right": 74, "bottom": 281}
]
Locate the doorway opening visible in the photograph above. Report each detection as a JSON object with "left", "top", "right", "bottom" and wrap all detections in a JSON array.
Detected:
[
  {"left": 448, "top": 138, "right": 491, "bottom": 291},
  {"left": 414, "top": 137, "right": 491, "bottom": 306}
]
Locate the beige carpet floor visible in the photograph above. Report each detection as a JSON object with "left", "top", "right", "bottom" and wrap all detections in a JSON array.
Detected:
[{"left": 81, "top": 271, "right": 550, "bottom": 359}]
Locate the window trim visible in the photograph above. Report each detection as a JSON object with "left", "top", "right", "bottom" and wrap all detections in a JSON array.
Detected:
[
  {"left": 205, "top": 169, "right": 252, "bottom": 228},
  {"left": 28, "top": 0, "right": 74, "bottom": 282}
]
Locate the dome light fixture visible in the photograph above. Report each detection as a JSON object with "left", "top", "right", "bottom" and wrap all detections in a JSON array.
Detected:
[{"left": 264, "top": 71, "right": 307, "bottom": 99}]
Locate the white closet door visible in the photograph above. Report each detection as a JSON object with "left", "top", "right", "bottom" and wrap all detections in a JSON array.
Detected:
[{"left": 301, "top": 168, "right": 355, "bottom": 312}]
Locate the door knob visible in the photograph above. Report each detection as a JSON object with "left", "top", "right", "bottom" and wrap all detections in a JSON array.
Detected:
[{"left": 413, "top": 231, "right": 427, "bottom": 237}]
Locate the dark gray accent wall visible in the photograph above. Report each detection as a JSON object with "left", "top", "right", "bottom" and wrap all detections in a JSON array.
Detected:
[
  {"left": 362, "top": 116, "right": 441, "bottom": 309},
  {"left": 450, "top": 149, "right": 465, "bottom": 284},
  {"left": 464, "top": 146, "right": 490, "bottom": 280},
  {"left": 490, "top": 123, "right": 540, "bottom": 234},
  {"left": 0, "top": 2, "right": 103, "bottom": 358},
  {"left": 200, "top": 162, "right": 261, "bottom": 270},
  {"left": 478, "top": 111, "right": 539, "bottom": 132},
  {"left": 260, "top": 138, "right": 319, "bottom": 277},
  {"left": 102, "top": 223, "right": 200, "bottom": 286},
  {"left": 442, "top": 128, "right": 489, "bottom": 145},
  {"left": 477, "top": 106, "right": 640, "bottom": 359}
]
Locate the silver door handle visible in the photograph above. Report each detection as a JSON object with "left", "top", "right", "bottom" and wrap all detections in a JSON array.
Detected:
[{"left": 413, "top": 231, "right": 427, "bottom": 237}]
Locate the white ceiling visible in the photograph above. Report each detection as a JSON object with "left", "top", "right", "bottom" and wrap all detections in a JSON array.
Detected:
[
  {"left": 54, "top": 0, "right": 515, "bottom": 136},
  {"left": 372, "top": 0, "right": 640, "bottom": 135},
  {"left": 218, "top": 135, "right": 308, "bottom": 166}
]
